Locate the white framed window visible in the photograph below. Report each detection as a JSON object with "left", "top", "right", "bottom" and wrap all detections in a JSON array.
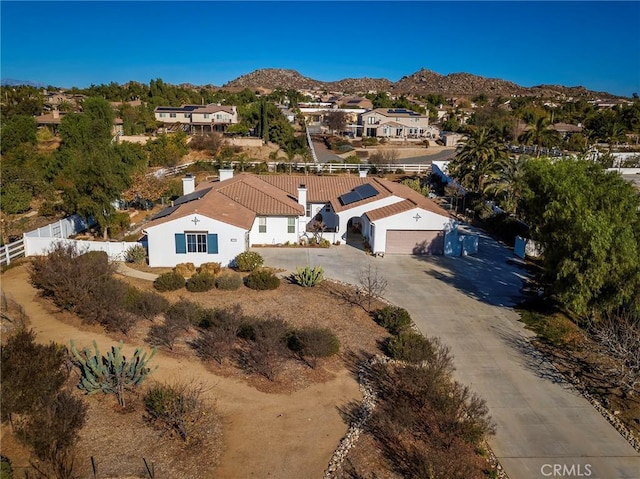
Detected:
[
  {"left": 169, "top": 113, "right": 176, "bottom": 118},
  {"left": 159, "top": 113, "right": 166, "bottom": 118},
  {"left": 186, "top": 232, "right": 207, "bottom": 253},
  {"left": 204, "top": 113, "right": 210, "bottom": 119},
  {"left": 306, "top": 203, "right": 311, "bottom": 217},
  {"left": 258, "top": 217, "right": 267, "bottom": 233},
  {"left": 367, "top": 116, "right": 376, "bottom": 124},
  {"left": 184, "top": 113, "right": 191, "bottom": 118},
  {"left": 288, "top": 217, "right": 295, "bottom": 233}
]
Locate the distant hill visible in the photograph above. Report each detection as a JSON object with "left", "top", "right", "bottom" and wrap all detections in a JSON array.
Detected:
[
  {"left": 223, "top": 68, "right": 621, "bottom": 99},
  {"left": 1, "top": 78, "right": 47, "bottom": 88}
]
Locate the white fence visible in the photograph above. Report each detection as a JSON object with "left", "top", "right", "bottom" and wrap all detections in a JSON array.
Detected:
[
  {"left": 24, "top": 215, "right": 93, "bottom": 239},
  {"left": 0, "top": 214, "right": 132, "bottom": 267},
  {"left": 0, "top": 238, "right": 26, "bottom": 267},
  {"left": 24, "top": 237, "right": 140, "bottom": 262},
  {"left": 153, "top": 160, "right": 433, "bottom": 179}
]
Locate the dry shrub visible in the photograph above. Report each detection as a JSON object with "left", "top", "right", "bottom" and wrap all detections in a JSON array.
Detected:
[
  {"left": 287, "top": 327, "right": 339, "bottom": 368},
  {"left": 144, "top": 380, "right": 220, "bottom": 448},
  {"left": 246, "top": 268, "right": 280, "bottom": 291},
  {"left": 147, "top": 321, "right": 183, "bottom": 351},
  {"left": 174, "top": 262, "right": 197, "bottom": 278},
  {"left": 367, "top": 347, "right": 496, "bottom": 479},
  {"left": 165, "top": 299, "right": 203, "bottom": 330},
  {"left": 153, "top": 271, "right": 185, "bottom": 292},
  {"left": 186, "top": 272, "right": 216, "bottom": 293},
  {"left": 198, "top": 262, "right": 221, "bottom": 276},
  {"left": 192, "top": 305, "right": 245, "bottom": 364},
  {"left": 0, "top": 329, "right": 69, "bottom": 424},
  {"left": 29, "top": 244, "right": 114, "bottom": 312},
  {"left": 215, "top": 273, "right": 243, "bottom": 290},
  {"left": 125, "top": 289, "right": 170, "bottom": 321},
  {"left": 385, "top": 331, "right": 435, "bottom": 364},
  {"left": 17, "top": 390, "right": 87, "bottom": 463},
  {"left": 241, "top": 317, "right": 290, "bottom": 380}
]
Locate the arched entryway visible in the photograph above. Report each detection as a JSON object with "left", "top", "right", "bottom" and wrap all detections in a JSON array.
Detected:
[{"left": 346, "top": 217, "right": 365, "bottom": 250}]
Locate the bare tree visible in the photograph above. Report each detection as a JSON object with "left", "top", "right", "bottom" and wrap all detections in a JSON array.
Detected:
[
  {"left": 592, "top": 311, "right": 640, "bottom": 395},
  {"left": 325, "top": 110, "right": 347, "bottom": 134},
  {"left": 357, "top": 264, "right": 388, "bottom": 312},
  {"left": 368, "top": 148, "right": 400, "bottom": 172}
]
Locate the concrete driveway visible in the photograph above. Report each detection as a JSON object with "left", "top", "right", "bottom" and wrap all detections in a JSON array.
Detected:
[{"left": 256, "top": 231, "right": 640, "bottom": 479}]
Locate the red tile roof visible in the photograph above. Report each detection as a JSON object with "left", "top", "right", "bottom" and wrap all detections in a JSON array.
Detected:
[
  {"left": 364, "top": 199, "right": 417, "bottom": 221},
  {"left": 145, "top": 173, "right": 449, "bottom": 231},
  {"left": 258, "top": 175, "right": 395, "bottom": 212}
]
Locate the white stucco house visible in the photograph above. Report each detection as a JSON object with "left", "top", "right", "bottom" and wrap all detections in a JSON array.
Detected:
[{"left": 142, "top": 170, "right": 455, "bottom": 267}]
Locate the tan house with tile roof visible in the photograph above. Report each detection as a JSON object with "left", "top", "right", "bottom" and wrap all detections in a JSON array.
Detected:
[
  {"left": 154, "top": 104, "right": 238, "bottom": 133},
  {"left": 142, "top": 171, "right": 454, "bottom": 267},
  {"left": 359, "top": 108, "right": 429, "bottom": 139}
]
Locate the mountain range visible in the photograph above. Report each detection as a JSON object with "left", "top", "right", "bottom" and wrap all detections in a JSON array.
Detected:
[
  {"left": 1, "top": 68, "right": 622, "bottom": 99},
  {"left": 221, "top": 68, "right": 619, "bottom": 99}
]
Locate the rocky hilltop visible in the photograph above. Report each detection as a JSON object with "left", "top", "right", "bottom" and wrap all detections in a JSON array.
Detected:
[{"left": 223, "top": 67, "right": 619, "bottom": 98}]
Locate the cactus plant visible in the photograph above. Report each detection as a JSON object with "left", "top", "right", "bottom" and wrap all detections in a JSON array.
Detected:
[
  {"left": 292, "top": 266, "right": 324, "bottom": 287},
  {"left": 70, "top": 339, "right": 157, "bottom": 408}
]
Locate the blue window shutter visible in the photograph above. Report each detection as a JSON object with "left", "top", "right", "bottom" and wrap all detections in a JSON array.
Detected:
[
  {"left": 175, "top": 233, "right": 186, "bottom": 254},
  {"left": 207, "top": 234, "right": 218, "bottom": 254}
]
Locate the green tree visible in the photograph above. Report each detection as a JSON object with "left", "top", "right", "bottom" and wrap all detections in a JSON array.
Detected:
[
  {"left": 0, "top": 183, "right": 32, "bottom": 214},
  {"left": 520, "top": 158, "right": 640, "bottom": 316},
  {"left": 0, "top": 85, "right": 44, "bottom": 121},
  {"left": 56, "top": 145, "right": 132, "bottom": 237},
  {"left": 518, "top": 115, "right": 561, "bottom": 156},
  {"left": 0, "top": 115, "right": 37, "bottom": 154},
  {"left": 146, "top": 132, "right": 188, "bottom": 167},
  {"left": 448, "top": 128, "right": 508, "bottom": 194},
  {"left": 482, "top": 155, "right": 528, "bottom": 216}
]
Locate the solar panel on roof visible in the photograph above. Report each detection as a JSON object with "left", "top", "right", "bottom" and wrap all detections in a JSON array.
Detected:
[
  {"left": 339, "top": 192, "right": 361, "bottom": 206},
  {"left": 173, "top": 187, "right": 212, "bottom": 206},
  {"left": 354, "top": 183, "right": 378, "bottom": 200},
  {"left": 151, "top": 205, "right": 179, "bottom": 220},
  {"left": 339, "top": 184, "right": 379, "bottom": 206}
]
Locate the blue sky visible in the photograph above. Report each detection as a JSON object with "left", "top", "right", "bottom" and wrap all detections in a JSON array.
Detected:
[{"left": 1, "top": 1, "right": 639, "bottom": 96}]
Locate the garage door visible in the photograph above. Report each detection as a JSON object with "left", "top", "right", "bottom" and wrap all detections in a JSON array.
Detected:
[{"left": 385, "top": 230, "right": 444, "bottom": 255}]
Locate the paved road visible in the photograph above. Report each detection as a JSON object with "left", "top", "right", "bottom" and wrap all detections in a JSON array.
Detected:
[{"left": 256, "top": 231, "right": 640, "bottom": 479}]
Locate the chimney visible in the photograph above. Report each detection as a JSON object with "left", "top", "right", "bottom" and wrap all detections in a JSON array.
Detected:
[
  {"left": 358, "top": 169, "right": 368, "bottom": 178},
  {"left": 52, "top": 109, "right": 59, "bottom": 119},
  {"left": 297, "top": 184, "right": 307, "bottom": 215},
  {"left": 182, "top": 174, "right": 195, "bottom": 195},
  {"left": 219, "top": 168, "right": 234, "bottom": 182}
]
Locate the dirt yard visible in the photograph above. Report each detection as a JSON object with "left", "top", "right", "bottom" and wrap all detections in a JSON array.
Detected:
[{"left": 0, "top": 263, "right": 389, "bottom": 478}]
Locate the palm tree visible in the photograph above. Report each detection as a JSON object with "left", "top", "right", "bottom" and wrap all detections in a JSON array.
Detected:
[
  {"left": 483, "top": 155, "right": 528, "bottom": 216},
  {"left": 518, "top": 115, "right": 561, "bottom": 157},
  {"left": 603, "top": 121, "right": 627, "bottom": 154},
  {"left": 449, "top": 128, "right": 508, "bottom": 194}
]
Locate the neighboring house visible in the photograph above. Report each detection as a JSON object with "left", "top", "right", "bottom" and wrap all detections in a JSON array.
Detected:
[
  {"left": 154, "top": 104, "right": 239, "bottom": 133},
  {"left": 551, "top": 122, "right": 583, "bottom": 139},
  {"left": 34, "top": 110, "right": 65, "bottom": 134},
  {"left": 359, "top": 108, "right": 429, "bottom": 139},
  {"left": 142, "top": 171, "right": 454, "bottom": 267},
  {"left": 337, "top": 96, "right": 374, "bottom": 110}
]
